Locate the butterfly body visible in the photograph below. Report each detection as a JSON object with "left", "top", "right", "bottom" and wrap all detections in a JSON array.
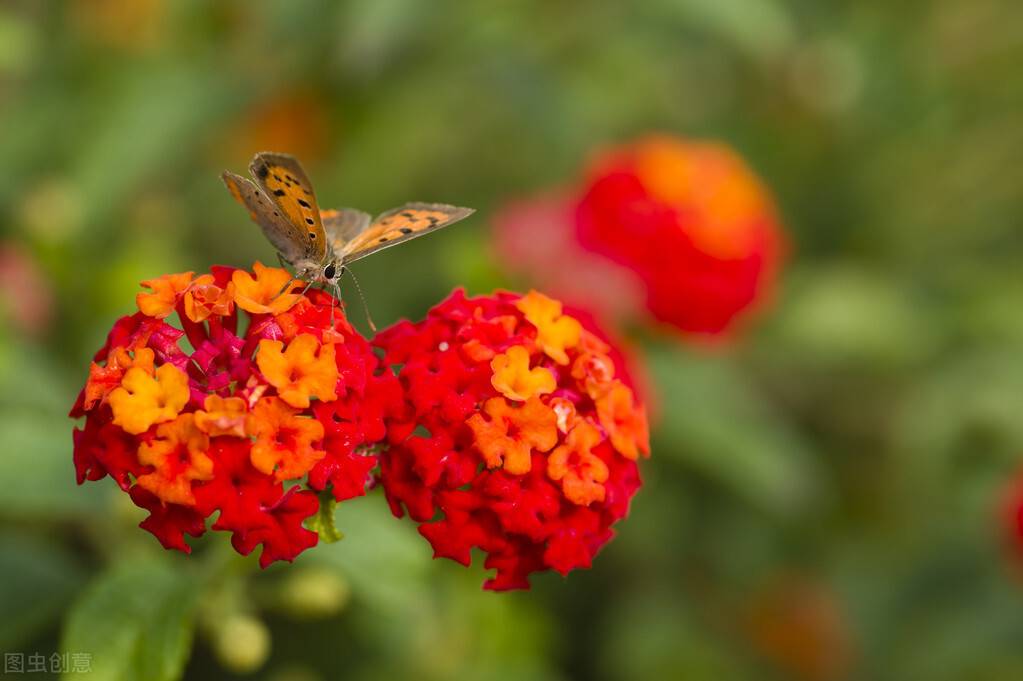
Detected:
[{"left": 223, "top": 152, "right": 474, "bottom": 287}]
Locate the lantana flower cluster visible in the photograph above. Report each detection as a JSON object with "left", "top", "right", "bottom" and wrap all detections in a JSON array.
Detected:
[
  {"left": 495, "top": 134, "right": 785, "bottom": 336},
  {"left": 71, "top": 265, "right": 649, "bottom": 589},
  {"left": 375, "top": 289, "right": 649, "bottom": 590},
  {"left": 70, "top": 263, "right": 400, "bottom": 566}
]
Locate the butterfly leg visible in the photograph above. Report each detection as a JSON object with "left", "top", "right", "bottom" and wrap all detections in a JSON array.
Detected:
[
  {"left": 272, "top": 253, "right": 300, "bottom": 297},
  {"left": 329, "top": 280, "right": 342, "bottom": 330},
  {"left": 276, "top": 252, "right": 291, "bottom": 272}
]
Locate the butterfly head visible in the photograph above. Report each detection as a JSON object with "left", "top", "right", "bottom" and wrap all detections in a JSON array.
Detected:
[{"left": 322, "top": 261, "right": 341, "bottom": 284}]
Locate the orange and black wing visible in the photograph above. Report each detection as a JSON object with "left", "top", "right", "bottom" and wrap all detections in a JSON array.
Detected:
[
  {"left": 247, "top": 152, "right": 327, "bottom": 262},
  {"left": 222, "top": 170, "right": 312, "bottom": 264},
  {"left": 338, "top": 203, "right": 474, "bottom": 265}
]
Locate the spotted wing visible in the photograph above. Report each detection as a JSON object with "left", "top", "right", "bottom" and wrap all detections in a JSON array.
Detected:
[
  {"left": 321, "top": 208, "right": 372, "bottom": 261},
  {"left": 222, "top": 170, "right": 312, "bottom": 264},
  {"left": 247, "top": 152, "right": 327, "bottom": 262},
  {"left": 338, "top": 203, "right": 474, "bottom": 265}
]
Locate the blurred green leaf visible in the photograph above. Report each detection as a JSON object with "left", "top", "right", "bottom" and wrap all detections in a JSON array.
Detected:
[
  {"left": 61, "top": 557, "right": 199, "bottom": 681},
  {"left": 0, "top": 408, "right": 107, "bottom": 516},
  {"left": 653, "top": 0, "right": 794, "bottom": 61},
  {"left": 0, "top": 533, "right": 84, "bottom": 650},
  {"left": 648, "top": 345, "right": 822, "bottom": 516},
  {"left": 762, "top": 267, "right": 938, "bottom": 370},
  {"left": 312, "top": 494, "right": 433, "bottom": 612}
]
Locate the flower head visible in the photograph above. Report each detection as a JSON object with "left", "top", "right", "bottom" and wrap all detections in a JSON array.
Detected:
[
  {"left": 375, "top": 289, "right": 648, "bottom": 590},
  {"left": 494, "top": 134, "right": 785, "bottom": 336},
  {"left": 577, "top": 136, "right": 784, "bottom": 335},
  {"left": 71, "top": 263, "right": 400, "bottom": 565}
]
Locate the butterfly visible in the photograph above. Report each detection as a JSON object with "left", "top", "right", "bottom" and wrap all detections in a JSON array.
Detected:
[{"left": 221, "top": 152, "right": 474, "bottom": 290}]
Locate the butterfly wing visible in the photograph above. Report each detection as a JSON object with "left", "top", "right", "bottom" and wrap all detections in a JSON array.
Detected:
[
  {"left": 222, "top": 170, "right": 312, "bottom": 264},
  {"left": 338, "top": 202, "right": 474, "bottom": 265},
  {"left": 247, "top": 152, "right": 328, "bottom": 263},
  {"left": 321, "top": 208, "right": 372, "bottom": 261}
]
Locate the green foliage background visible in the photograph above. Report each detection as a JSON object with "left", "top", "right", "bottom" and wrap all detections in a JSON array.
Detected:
[{"left": 1, "top": 1, "right": 1023, "bottom": 679}]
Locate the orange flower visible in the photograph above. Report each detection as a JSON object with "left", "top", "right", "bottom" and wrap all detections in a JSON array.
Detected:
[
  {"left": 247, "top": 397, "right": 326, "bottom": 481},
  {"left": 136, "top": 271, "right": 195, "bottom": 318},
  {"left": 490, "top": 345, "right": 555, "bottom": 402},
  {"left": 571, "top": 350, "right": 616, "bottom": 398},
  {"left": 466, "top": 396, "right": 558, "bottom": 474},
  {"left": 183, "top": 274, "right": 234, "bottom": 323},
  {"left": 109, "top": 362, "right": 189, "bottom": 435},
  {"left": 83, "top": 346, "right": 155, "bottom": 411},
  {"left": 515, "top": 291, "right": 581, "bottom": 365},
  {"left": 135, "top": 414, "right": 213, "bottom": 506},
  {"left": 547, "top": 420, "right": 608, "bottom": 505},
  {"left": 256, "top": 334, "right": 338, "bottom": 408},
  {"left": 596, "top": 381, "right": 649, "bottom": 461},
  {"left": 194, "top": 395, "right": 247, "bottom": 437},
  {"left": 232, "top": 261, "right": 301, "bottom": 315},
  {"left": 549, "top": 396, "right": 581, "bottom": 434},
  {"left": 577, "top": 329, "right": 611, "bottom": 355}
]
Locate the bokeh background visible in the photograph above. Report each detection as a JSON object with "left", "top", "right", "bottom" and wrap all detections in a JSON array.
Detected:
[{"left": 3, "top": 1, "right": 1023, "bottom": 679}]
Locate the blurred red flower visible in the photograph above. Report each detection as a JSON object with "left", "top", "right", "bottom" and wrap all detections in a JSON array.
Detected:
[
  {"left": 0, "top": 243, "right": 55, "bottom": 337},
  {"left": 494, "top": 135, "right": 785, "bottom": 336},
  {"left": 744, "top": 575, "right": 855, "bottom": 681},
  {"left": 70, "top": 263, "right": 400, "bottom": 566},
  {"left": 374, "top": 289, "right": 648, "bottom": 590}
]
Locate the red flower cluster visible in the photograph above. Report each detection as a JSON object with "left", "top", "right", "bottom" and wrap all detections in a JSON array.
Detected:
[
  {"left": 70, "top": 263, "right": 400, "bottom": 566},
  {"left": 494, "top": 134, "right": 785, "bottom": 336},
  {"left": 375, "top": 289, "right": 649, "bottom": 590}
]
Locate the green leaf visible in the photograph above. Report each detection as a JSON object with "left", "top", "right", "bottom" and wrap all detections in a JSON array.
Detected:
[
  {"left": 61, "top": 557, "right": 200, "bottom": 681},
  {"left": 306, "top": 495, "right": 343, "bottom": 544},
  {"left": 0, "top": 533, "right": 84, "bottom": 650}
]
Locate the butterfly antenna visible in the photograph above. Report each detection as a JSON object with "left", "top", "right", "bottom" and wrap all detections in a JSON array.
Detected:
[{"left": 342, "top": 266, "right": 377, "bottom": 333}]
